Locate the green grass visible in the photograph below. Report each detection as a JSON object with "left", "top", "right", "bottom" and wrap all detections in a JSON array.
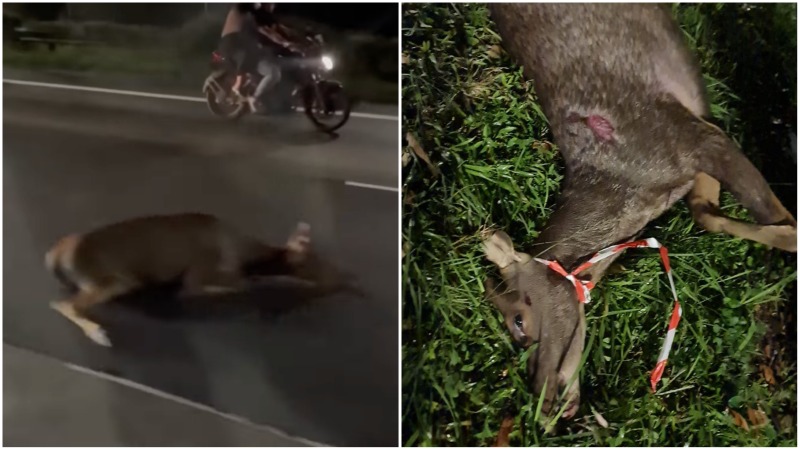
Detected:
[
  {"left": 3, "top": 44, "right": 179, "bottom": 76},
  {"left": 402, "top": 3, "right": 796, "bottom": 446}
]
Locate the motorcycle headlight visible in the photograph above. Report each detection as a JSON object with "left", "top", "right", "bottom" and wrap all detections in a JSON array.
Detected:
[{"left": 321, "top": 55, "right": 334, "bottom": 71}]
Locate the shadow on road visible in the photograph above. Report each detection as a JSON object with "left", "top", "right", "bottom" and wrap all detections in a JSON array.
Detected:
[{"left": 88, "top": 281, "right": 369, "bottom": 445}]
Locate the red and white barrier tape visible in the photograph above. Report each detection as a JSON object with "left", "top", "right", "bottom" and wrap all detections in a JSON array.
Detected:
[{"left": 534, "top": 238, "right": 682, "bottom": 392}]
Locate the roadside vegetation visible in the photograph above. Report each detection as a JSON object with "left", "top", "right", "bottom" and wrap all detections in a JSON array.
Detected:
[
  {"left": 402, "top": 3, "right": 796, "bottom": 446},
  {"left": 3, "top": 12, "right": 397, "bottom": 104}
]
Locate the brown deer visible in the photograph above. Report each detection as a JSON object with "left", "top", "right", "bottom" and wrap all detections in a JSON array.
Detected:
[
  {"left": 482, "top": 3, "right": 797, "bottom": 419},
  {"left": 46, "top": 213, "right": 358, "bottom": 347}
]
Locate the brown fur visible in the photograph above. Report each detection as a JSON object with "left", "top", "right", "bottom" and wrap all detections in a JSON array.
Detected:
[
  {"left": 482, "top": 3, "right": 797, "bottom": 420},
  {"left": 45, "top": 213, "right": 354, "bottom": 347}
]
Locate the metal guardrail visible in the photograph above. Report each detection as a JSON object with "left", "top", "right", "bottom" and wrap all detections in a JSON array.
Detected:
[{"left": 11, "top": 27, "right": 96, "bottom": 51}]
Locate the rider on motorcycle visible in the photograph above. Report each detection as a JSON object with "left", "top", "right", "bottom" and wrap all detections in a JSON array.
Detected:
[{"left": 217, "top": 3, "right": 303, "bottom": 112}]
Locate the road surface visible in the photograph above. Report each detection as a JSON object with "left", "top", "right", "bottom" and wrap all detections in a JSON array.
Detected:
[
  {"left": 5, "top": 344, "right": 315, "bottom": 446},
  {"left": 3, "top": 78, "right": 398, "bottom": 446}
]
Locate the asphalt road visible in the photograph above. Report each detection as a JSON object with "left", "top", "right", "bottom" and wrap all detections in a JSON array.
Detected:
[
  {"left": 3, "top": 80, "right": 398, "bottom": 446},
  {"left": 5, "top": 344, "right": 314, "bottom": 446}
]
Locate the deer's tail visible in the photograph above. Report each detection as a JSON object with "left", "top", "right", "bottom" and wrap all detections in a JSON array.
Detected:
[{"left": 44, "top": 234, "right": 82, "bottom": 292}]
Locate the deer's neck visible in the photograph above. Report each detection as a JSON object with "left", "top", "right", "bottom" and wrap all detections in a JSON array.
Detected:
[{"left": 530, "top": 175, "right": 639, "bottom": 271}]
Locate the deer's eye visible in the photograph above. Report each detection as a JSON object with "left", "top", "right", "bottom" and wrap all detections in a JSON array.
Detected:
[{"left": 514, "top": 314, "right": 523, "bottom": 329}]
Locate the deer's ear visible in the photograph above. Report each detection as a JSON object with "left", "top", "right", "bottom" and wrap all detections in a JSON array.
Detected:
[
  {"left": 483, "top": 277, "right": 518, "bottom": 310},
  {"left": 286, "top": 222, "right": 311, "bottom": 258},
  {"left": 483, "top": 230, "right": 522, "bottom": 269},
  {"left": 484, "top": 277, "right": 502, "bottom": 309},
  {"left": 492, "top": 230, "right": 515, "bottom": 249}
]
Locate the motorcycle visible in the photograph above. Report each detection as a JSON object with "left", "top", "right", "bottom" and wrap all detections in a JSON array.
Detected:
[{"left": 202, "top": 32, "right": 351, "bottom": 133}]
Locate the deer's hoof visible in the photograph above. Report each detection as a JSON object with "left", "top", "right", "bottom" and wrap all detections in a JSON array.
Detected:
[{"left": 86, "top": 327, "right": 112, "bottom": 347}]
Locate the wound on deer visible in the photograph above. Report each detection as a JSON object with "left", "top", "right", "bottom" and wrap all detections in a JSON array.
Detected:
[
  {"left": 586, "top": 115, "right": 615, "bottom": 142},
  {"left": 567, "top": 112, "right": 616, "bottom": 142}
]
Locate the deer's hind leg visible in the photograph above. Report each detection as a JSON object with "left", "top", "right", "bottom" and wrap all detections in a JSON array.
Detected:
[
  {"left": 690, "top": 119, "right": 796, "bottom": 252},
  {"left": 688, "top": 172, "right": 796, "bottom": 252},
  {"left": 51, "top": 280, "right": 133, "bottom": 347}
]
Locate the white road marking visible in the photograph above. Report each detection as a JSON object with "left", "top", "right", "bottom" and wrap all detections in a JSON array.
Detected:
[
  {"left": 344, "top": 181, "right": 398, "bottom": 192},
  {"left": 5, "top": 78, "right": 399, "bottom": 192},
  {"left": 5, "top": 78, "right": 206, "bottom": 102},
  {"left": 3, "top": 78, "right": 398, "bottom": 121},
  {"left": 64, "top": 362, "right": 329, "bottom": 447}
]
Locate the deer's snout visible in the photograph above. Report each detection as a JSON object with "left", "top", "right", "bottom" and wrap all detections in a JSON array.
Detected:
[
  {"left": 482, "top": 230, "right": 585, "bottom": 419},
  {"left": 517, "top": 279, "right": 585, "bottom": 419}
]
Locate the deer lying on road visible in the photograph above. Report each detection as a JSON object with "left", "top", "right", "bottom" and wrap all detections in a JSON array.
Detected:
[{"left": 46, "top": 213, "right": 358, "bottom": 347}]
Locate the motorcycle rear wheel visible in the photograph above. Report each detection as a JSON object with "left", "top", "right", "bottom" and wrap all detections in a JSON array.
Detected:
[{"left": 204, "top": 72, "right": 248, "bottom": 120}]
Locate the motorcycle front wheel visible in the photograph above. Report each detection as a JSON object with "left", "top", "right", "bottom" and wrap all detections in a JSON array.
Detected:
[
  {"left": 203, "top": 71, "right": 248, "bottom": 120},
  {"left": 302, "top": 80, "right": 351, "bottom": 133}
]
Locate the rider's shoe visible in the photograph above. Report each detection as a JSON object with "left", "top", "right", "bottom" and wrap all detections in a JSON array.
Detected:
[
  {"left": 231, "top": 82, "right": 245, "bottom": 101},
  {"left": 245, "top": 96, "right": 260, "bottom": 113}
]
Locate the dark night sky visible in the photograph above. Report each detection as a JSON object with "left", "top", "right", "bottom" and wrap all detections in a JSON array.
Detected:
[
  {"left": 7, "top": 3, "right": 398, "bottom": 38},
  {"left": 277, "top": 3, "right": 397, "bottom": 37}
]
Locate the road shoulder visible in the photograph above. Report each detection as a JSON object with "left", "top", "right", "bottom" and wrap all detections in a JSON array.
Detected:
[{"left": 3, "top": 344, "right": 321, "bottom": 447}]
